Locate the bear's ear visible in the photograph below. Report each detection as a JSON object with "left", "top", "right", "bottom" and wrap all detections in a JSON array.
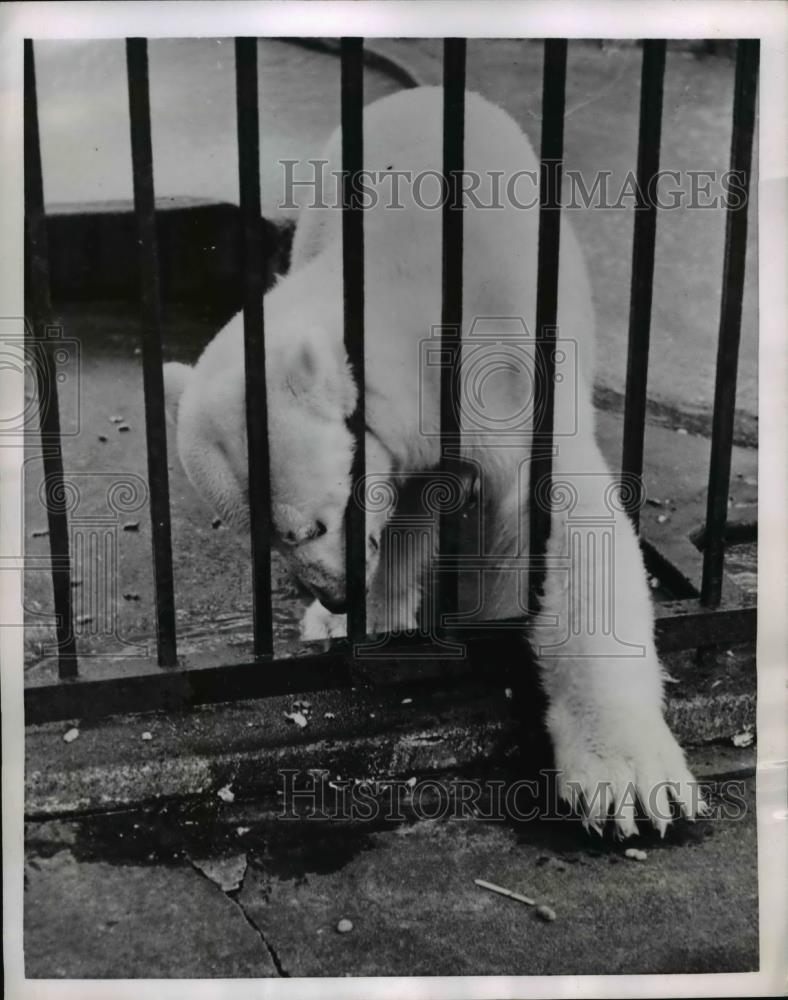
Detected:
[
  {"left": 284, "top": 341, "right": 357, "bottom": 419},
  {"left": 163, "top": 362, "right": 193, "bottom": 425}
]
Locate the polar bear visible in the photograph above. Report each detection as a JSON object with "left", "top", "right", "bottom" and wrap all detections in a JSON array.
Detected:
[{"left": 165, "top": 87, "right": 701, "bottom": 836}]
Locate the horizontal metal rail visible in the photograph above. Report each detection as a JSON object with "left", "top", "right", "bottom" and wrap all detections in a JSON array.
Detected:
[{"left": 24, "top": 598, "right": 756, "bottom": 725}]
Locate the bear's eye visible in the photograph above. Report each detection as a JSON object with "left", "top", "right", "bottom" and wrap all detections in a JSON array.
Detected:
[{"left": 313, "top": 520, "right": 327, "bottom": 538}]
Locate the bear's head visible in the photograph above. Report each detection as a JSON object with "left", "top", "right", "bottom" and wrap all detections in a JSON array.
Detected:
[{"left": 164, "top": 326, "right": 389, "bottom": 614}]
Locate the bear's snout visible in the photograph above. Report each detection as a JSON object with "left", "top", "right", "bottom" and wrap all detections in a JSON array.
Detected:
[{"left": 310, "top": 588, "right": 347, "bottom": 615}]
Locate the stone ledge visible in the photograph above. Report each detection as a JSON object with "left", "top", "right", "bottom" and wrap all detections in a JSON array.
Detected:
[{"left": 25, "top": 679, "right": 755, "bottom": 819}]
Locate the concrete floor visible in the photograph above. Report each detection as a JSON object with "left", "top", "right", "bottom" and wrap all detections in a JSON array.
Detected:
[{"left": 24, "top": 748, "right": 758, "bottom": 978}]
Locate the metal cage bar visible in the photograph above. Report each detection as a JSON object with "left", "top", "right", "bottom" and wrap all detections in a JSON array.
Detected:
[
  {"left": 438, "top": 38, "right": 467, "bottom": 626},
  {"left": 341, "top": 37, "right": 367, "bottom": 642},
  {"left": 125, "top": 39, "right": 178, "bottom": 667},
  {"left": 24, "top": 39, "right": 78, "bottom": 680},
  {"left": 234, "top": 37, "right": 274, "bottom": 657},
  {"left": 621, "top": 40, "right": 667, "bottom": 531},
  {"left": 701, "top": 39, "right": 759, "bottom": 608},
  {"left": 527, "top": 39, "right": 568, "bottom": 615}
]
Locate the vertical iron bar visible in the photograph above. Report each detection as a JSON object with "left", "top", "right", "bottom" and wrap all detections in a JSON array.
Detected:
[
  {"left": 126, "top": 38, "right": 177, "bottom": 667},
  {"left": 234, "top": 37, "right": 274, "bottom": 657},
  {"left": 621, "top": 40, "right": 667, "bottom": 531},
  {"left": 24, "top": 39, "right": 78, "bottom": 679},
  {"left": 438, "top": 38, "right": 466, "bottom": 626},
  {"left": 528, "top": 39, "right": 568, "bottom": 616},
  {"left": 341, "top": 37, "right": 367, "bottom": 642},
  {"left": 701, "top": 40, "right": 759, "bottom": 608}
]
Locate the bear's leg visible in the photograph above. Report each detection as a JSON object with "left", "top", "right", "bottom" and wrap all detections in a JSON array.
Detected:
[
  {"left": 300, "top": 600, "right": 347, "bottom": 641},
  {"left": 529, "top": 469, "right": 703, "bottom": 837}
]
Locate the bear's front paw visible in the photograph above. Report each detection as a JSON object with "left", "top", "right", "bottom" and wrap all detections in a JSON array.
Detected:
[
  {"left": 549, "top": 706, "right": 706, "bottom": 838},
  {"left": 300, "top": 600, "right": 347, "bottom": 642}
]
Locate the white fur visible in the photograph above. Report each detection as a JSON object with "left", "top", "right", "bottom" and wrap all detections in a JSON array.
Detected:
[{"left": 165, "top": 87, "right": 701, "bottom": 836}]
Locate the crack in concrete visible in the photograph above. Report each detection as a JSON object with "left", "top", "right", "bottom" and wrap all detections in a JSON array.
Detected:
[
  {"left": 185, "top": 855, "right": 289, "bottom": 977},
  {"left": 231, "top": 888, "right": 290, "bottom": 978}
]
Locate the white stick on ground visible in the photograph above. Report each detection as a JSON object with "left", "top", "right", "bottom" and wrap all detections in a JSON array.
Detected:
[{"left": 474, "top": 878, "right": 535, "bottom": 906}]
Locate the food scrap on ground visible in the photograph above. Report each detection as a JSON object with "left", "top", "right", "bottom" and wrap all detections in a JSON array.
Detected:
[
  {"left": 732, "top": 727, "right": 754, "bottom": 748},
  {"left": 217, "top": 784, "right": 235, "bottom": 803}
]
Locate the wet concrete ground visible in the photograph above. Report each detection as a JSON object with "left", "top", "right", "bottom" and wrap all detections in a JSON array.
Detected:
[{"left": 24, "top": 747, "right": 758, "bottom": 978}]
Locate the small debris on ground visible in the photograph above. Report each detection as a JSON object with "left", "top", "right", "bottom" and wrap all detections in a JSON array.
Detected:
[
  {"left": 336, "top": 918, "right": 354, "bottom": 934},
  {"left": 624, "top": 848, "right": 648, "bottom": 862},
  {"left": 217, "top": 784, "right": 235, "bottom": 803},
  {"left": 649, "top": 576, "right": 660, "bottom": 589},
  {"left": 141, "top": 731, "right": 153, "bottom": 741},
  {"left": 401, "top": 697, "right": 413, "bottom": 704},
  {"left": 236, "top": 826, "right": 250, "bottom": 837},
  {"left": 657, "top": 513, "right": 669, "bottom": 524},
  {"left": 406, "top": 776, "right": 417, "bottom": 788},
  {"left": 109, "top": 415, "right": 124, "bottom": 423},
  {"left": 323, "top": 711, "right": 336, "bottom": 719},
  {"left": 123, "top": 521, "right": 140, "bottom": 532},
  {"left": 63, "top": 728, "right": 79, "bottom": 743},
  {"left": 645, "top": 497, "right": 663, "bottom": 507},
  {"left": 732, "top": 727, "right": 754, "bottom": 748},
  {"left": 98, "top": 435, "right": 108, "bottom": 443},
  {"left": 31, "top": 529, "right": 49, "bottom": 538},
  {"left": 292, "top": 699, "right": 312, "bottom": 713},
  {"left": 211, "top": 518, "right": 222, "bottom": 529},
  {"left": 504, "top": 687, "right": 513, "bottom": 700},
  {"left": 676, "top": 427, "right": 688, "bottom": 435},
  {"left": 122, "top": 592, "right": 140, "bottom": 601},
  {"left": 70, "top": 579, "right": 82, "bottom": 588},
  {"left": 118, "top": 424, "right": 130, "bottom": 433},
  {"left": 662, "top": 671, "right": 680, "bottom": 684},
  {"left": 284, "top": 710, "right": 308, "bottom": 728},
  {"left": 75, "top": 615, "right": 93, "bottom": 626},
  {"left": 536, "top": 904, "right": 557, "bottom": 922}
]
